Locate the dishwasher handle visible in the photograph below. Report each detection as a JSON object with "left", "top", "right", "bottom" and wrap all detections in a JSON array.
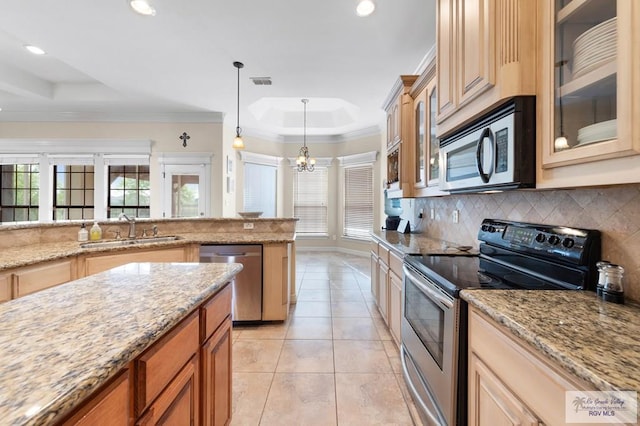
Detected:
[{"left": 200, "top": 252, "right": 261, "bottom": 259}]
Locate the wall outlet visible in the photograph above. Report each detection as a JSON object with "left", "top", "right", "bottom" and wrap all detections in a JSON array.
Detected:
[
  {"left": 243, "top": 222, "right": 254, "bottom": 230},
  {"left": 452, "top": 210, "right": 459, "bottom": 224},
  {"left": 430, "top": 208, "right": 435, "bottom": 220}
]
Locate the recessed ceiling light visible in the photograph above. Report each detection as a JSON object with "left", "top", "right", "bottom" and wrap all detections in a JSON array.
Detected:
[
  {"left": 356, "top": 0, "right": 375, "bottom": 17},
  {"left": 129, "top": 0, "right": 156, "bottom": 16},
  {"left": 24, "top": 45, "right": 46, "bottom": 55}
]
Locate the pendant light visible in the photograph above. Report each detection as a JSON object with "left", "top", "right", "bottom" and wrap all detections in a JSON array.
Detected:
[
  {"left": 232, "top": 61, "right": 245, "bottom": 150},
  {"left": 296, "top": 99, "right": 315, "bottom": 172}
]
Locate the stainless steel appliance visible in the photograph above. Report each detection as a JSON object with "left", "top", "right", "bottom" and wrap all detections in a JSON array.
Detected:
[
  {"left": 401, "top": 219, "right": 601, "bottom": 425},
  {"left": 439, "top": 96, "right": 535, "bottom": 193},
  {"left": 199, "top": 244, "right": 262, "bottom": 322}
]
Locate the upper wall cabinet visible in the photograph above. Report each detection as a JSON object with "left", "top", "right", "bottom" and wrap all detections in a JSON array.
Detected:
[
  {"left": 384, "top": 75, "right": 418, "bottom": 198},
  {"left": 410, "top": 60, "right": 447, "bottom": 198},
  {"left": 537, "top": 0, "right": 640, "bottom": 188},
  {"left": 436, "top": 0, "right": 537, "bottom": 137}
]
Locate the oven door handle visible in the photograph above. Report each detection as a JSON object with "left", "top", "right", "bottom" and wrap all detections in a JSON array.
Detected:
[
  {"left": 403, "top": 265, "right": 454, "bottom": 309},
  {"left": 475, "top": 127, "right": 495, "bottom": 183}
]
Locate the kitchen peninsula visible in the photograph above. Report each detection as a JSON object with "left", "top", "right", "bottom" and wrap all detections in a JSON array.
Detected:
[
  {"left": 0, "top": 262, "right": 242, "bottom": 425},
  {"left": 0, "top": 218, "right": 297, "bottom": 316}
]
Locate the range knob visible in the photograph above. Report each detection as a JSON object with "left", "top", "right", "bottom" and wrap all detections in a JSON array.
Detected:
[
  {"left": 562, "top": 238, "right": 575, "bottom": 248},
  {"left": 487, "top": 225, "right": 496, "bottom": 233},
  {"left": 548, "top": 235, "right": 561, "bottom": 245},
  {"left": 535, "top": 233, "right": 546, "bottom": 243}
]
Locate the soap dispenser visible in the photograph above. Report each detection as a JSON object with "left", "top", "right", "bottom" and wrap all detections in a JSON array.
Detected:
[
  {"left": 78, "top": 223, "right": 89, "bottom": 242},
  {"left": 90, "top": 222, "right": 102, "bottom": 241}
]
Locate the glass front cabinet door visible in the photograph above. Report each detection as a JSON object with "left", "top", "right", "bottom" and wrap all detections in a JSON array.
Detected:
[
  {"left": 538, "top": 0, "right": 640, "bottom": 187},
  {"left": 410, "top": 60, "right": 443, "bottom": 197}
]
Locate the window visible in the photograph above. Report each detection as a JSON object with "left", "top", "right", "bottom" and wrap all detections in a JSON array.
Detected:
[
  {"left": 343, "top": 165, "right": 374, "bottom": 239},
  {"left": 243, "top": 163, "right": 277, "bottom": 217},
  {"left": 293, "top": 167, "right": 328, "bottom": 234},
  {"left": 53, "top": 165, "right": 94, "bottom": 220},
  {"left": 107, "top": 165, "right": 150, "bottom": 218},
  {"left": 0, "top": 164, "right": 40, "bottom": 223}
]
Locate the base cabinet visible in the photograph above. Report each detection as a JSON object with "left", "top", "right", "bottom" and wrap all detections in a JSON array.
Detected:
[
  {"left": 0, "top": 273, "right": 11, "bottom": 302},
  {"left": 469, "top": 355, "right": 541, "bottom": 426},
  {"left": 12, "top": 258, "right": 76, "bottom": 298},
  {"left": 59, "top": 283, "right": 232, "bottom": 426},
  {"left": 62, "top": 370, "right": 130, "bottom": 426},
  {"left": 201, "top": 316, "right": 232, "bottom": 426},
  {"left": 262, "top": 243, "right": 291, "bottom": 321},
  {"left": 137, "top": 356, "right": 200, "bottom": 426},
  {"left": 83, "top": 247, "right": 192, "bottom": 276},
  {"left": 468, "top": 306, "right": 593, "bottom": 426}
]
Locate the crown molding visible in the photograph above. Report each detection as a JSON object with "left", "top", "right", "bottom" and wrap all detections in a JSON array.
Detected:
[
  {"left": 0, "top": 111, "right": 224, "bottom": 123},
  {"left": 0, "top": 138, "right": 152, "bottom": 154}
]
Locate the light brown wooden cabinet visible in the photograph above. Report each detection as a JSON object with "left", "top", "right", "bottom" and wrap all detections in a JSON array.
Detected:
[
  {"left": 468, "top": 306, "right": 593, "bottom": 426},
  {"left": 0, "top": 273, "right": 12, "bottom": 302},
  {"left": 383, "top": 75, "right": 418, "bottom": 198},
  {"left": 137, "top": 355, "right": 200, "bottom": 426},
  {"left": 62, "top": 370, "right": 130, "bottom": 426},
  {"left": 58, "top": 283, "right": 233, "bottom": 426},
  {"left": 370, "top": 239, "right": 404, "bottom": 348},
  {"left": 377, "top": 243, "right": 390, "bottom": 320},
  {"left": 262, "top": 243, "right": 291, "bottom": 321},
  {"left": 370, "top": 245, "right": 379, "bottom": 303},
  {"left": 537, "top": 0, "right": 640, "bottom": 188},
  {"left": 13, "top": 258, "right": 76, "bottom": 298},
  {"left": 410, "top": 60, "right": 445, "bottom": 198},
  {"left": 82, "top": 246, "right": 192, "bottom": 276},
  {"left": 201, "top": 316, "right": 232, "bottom": 426},
  {"left": 436, "top": 0, "right": 537, "bottom": 137}
]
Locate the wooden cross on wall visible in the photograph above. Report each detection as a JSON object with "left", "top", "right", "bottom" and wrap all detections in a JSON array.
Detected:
[{"left": 180, "top": 132, "right": 191, "bottom": 147}]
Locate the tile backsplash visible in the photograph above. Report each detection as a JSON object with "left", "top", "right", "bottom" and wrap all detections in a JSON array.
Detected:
[{"left": 411, "top": 184, "right": 640, "bottom": 303}]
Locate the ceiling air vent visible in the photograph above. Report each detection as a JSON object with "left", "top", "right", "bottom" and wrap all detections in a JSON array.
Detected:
[{"left": 250, "top": 77, "right": 272, "bottom": 85}]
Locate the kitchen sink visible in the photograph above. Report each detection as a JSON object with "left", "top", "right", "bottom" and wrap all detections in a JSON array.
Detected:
[{"left": 80, "top": 236, "right": 181, "bottom": 249}]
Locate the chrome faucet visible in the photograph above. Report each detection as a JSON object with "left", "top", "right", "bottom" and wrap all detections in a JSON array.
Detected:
[{"left": 118, "top": 213, "right": 136, "bottom": 238}]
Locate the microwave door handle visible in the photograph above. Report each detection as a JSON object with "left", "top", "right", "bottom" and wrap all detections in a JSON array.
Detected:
[{"left": 475, "top": 127, "right": 495, "bottom": 183}]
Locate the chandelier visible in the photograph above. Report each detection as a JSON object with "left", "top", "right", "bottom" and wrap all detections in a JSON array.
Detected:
[{"left": 296, "top": 99, "right": 315, "bottom": 172}]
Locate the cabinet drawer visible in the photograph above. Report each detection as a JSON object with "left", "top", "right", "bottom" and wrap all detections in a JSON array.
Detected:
[
  {"left": 378, "top": 244, "right": 390, "bottom": 266},
  {"left": 136, "top": 311, "right": 199, "bottom": 415},
  {"left": 201, "top": 284, "right": 232, "bottom": 342},
  {"left": 389, "top": 251, "right": 403, "bottom": 277},
  {"left": 62, "top": 369, "right": 130, "bottom": 426},
  {"left": 14, "top": 259, "right": 74, "bottom": 297}
]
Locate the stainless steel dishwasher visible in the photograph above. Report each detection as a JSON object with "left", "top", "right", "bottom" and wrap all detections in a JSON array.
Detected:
[{"left": 199, "top": 244, "right": 262, "bottom": 322}]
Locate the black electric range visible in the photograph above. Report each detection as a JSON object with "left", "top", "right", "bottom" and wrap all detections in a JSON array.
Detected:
[{"left": 404, "top": 218, "right": 602, "bottom": 298}]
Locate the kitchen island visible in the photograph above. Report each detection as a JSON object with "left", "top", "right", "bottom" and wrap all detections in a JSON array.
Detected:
[{"left": 0, "top": 262, "right": 242, "bottom": 425}]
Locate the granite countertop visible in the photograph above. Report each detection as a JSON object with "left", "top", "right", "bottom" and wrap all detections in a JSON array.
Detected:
[
  {"left": 0, "top": 262, "right": 242, "bottom": 426},
  {"left": 0, "top": 231, "right": 294, "bottom": 272},
  {"left": 461, "top": 290, "right": 640, "bottom": 392},
  {"left": 371, "top": 229, "right": 477, "bottom": 255}
]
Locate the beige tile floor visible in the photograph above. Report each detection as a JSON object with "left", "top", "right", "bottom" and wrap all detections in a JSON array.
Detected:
[{"left": 231, "top": 251, "right": 422, "bottom": 426}]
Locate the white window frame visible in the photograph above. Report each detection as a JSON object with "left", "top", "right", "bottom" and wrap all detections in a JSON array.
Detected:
[
  {"left": 289, "top": 157, "right": 333, "bottom": 237},
  {"left": 157, "top": 153, "right": 212, "bottom": 219},
  {"left": 0, "top": 139, "right": 151, "bottom": 223}
]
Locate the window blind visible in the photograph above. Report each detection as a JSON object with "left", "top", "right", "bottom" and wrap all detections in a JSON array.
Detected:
[
  {"left": 293, "top": 167, "right": 328, "bottom": 234},
  {"left": 343, "top": 165, "right": 373, "bottom": 239},
  {"left": 244, "top": 163, "right": 277, "bottom": 217}
]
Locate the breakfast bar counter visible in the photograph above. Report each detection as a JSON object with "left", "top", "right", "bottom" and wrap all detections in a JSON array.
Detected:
[{"left": 0, "top": 262, "right": 242, "bottom": 425}]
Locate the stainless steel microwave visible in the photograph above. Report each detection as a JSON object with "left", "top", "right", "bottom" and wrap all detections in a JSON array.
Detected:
[{"left": 439, "top": 96, "right": 536, "bottom": 193}]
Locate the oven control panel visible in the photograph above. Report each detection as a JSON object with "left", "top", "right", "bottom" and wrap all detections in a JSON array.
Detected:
[{"left": 478, "top": 219, "right": 600, "bottom": 265}]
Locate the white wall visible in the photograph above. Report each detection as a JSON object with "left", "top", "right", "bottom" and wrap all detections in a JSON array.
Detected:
[
  {"left": 0, "top": 120, "right": 224, "bottom": 216},
  {"left": 0, "top": 121, "right": 382, "bottom": 253}
]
